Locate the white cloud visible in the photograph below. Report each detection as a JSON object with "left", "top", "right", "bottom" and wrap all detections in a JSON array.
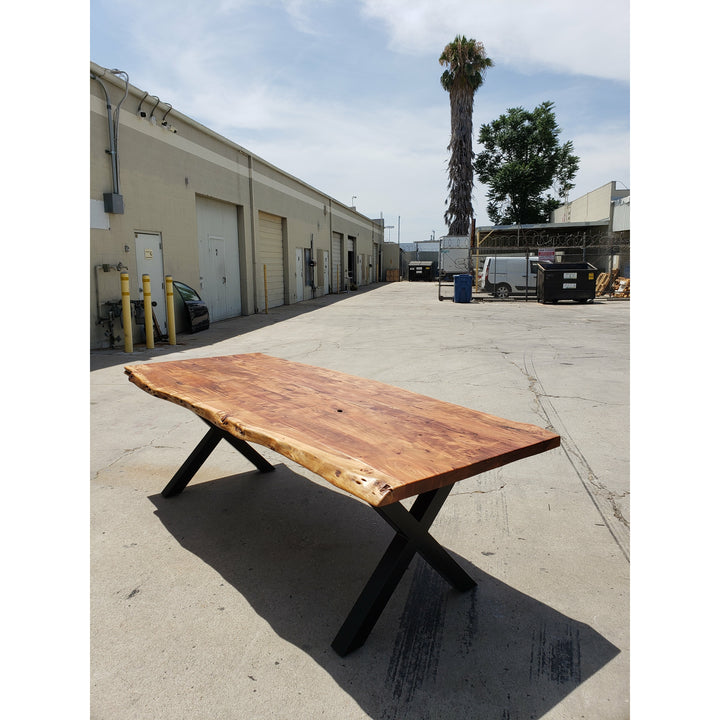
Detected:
[
  {"left": 279, "top": 0, "right": 334, "bottom": 35},
  {"left": 223, "top": 99, "right": 450, "bottom": 224},
  {"left": 360, "top": 0, "right": 629, "bottom": 82},
  {"left": 92, "top": 0, "right": 629, "bottom": 240},
  {"left": 571, "top": 126, "right": 631, "bottom": 194}
]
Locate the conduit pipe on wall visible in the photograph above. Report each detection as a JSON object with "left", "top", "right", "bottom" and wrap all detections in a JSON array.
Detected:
[
  {"left": 148, "top": 95, "right": 161, "bottom": 124},
  {"left": 136, "top": 91, "right": 149, "bottom": 117},
  {"left": 90, "top": 68, "right": 128, "bottom": 213},
  {"left": 161, "top": 105, "right": 173, "bottom": 126}
]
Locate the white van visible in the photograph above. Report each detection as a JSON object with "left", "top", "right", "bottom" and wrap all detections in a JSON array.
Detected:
[{"left": 481, "top": 255, "right": 539, "bottom": 298}]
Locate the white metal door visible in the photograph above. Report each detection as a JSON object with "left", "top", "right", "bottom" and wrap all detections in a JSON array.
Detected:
[
  {"left": 295, "top": 248, "right": 304, "bottom": 302},
  {"left": 207, "top": 236, "right": 228, "bottom": 320},
  {"left": 196, "top": 196, "right": 242, "bottom": 322},
  {"left": 134, "top": 232, "right": 166, "bottom": 332}
]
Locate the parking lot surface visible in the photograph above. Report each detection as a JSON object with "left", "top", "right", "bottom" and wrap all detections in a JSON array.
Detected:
[{"left": 91, "top": 282, "right": 630, "bottom": 719}]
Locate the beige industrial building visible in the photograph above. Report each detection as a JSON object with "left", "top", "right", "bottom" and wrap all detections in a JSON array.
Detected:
[
  {"left": 551, "top": 181, "right": 629, "bottom": 227},
  {"left": 90, "top": 63, "right": 398, "bottom": 349}
]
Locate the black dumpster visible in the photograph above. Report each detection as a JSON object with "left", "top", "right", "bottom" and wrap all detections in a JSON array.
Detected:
[
  {"left": 453, "top": 274, "right": 473, "bottom": 303},
  {"left": 408, "top": 260, "right": 436, "bottom": 281},
  {"left": 537, "top": 262, "right": 597, "bottom": 303}
]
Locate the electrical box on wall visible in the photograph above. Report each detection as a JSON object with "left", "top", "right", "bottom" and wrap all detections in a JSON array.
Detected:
[{"left": 103, "top": 192, "right": 125, "bottom": 214}]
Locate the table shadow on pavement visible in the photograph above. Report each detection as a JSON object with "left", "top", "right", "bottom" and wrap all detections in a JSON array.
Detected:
[{"left": 149, "top": 464, "right": 620, "bottom": 720}]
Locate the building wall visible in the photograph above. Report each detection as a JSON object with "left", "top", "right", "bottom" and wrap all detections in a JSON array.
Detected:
[
  {"left": 90, "top": 63, "right": 386, "bottom": 349},
  {"left": 380, "top": 243, "right": 402, "bottom": 281},
  {"left": 612, "top": 197, "right": 630, "bottom": 232},
  {"left": 551, "top": 181, "right": 630, "bottom": 224}
]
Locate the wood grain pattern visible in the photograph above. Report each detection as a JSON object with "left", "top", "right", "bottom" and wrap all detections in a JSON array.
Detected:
[{"left": 124, "top": 353, "right": 561, "bottom": 506}]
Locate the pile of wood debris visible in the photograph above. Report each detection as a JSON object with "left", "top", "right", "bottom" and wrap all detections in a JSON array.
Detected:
[{"left": 595, "top": 270, "right": 630, "bottom": 298}]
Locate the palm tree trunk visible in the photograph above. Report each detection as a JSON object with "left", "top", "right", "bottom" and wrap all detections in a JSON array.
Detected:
[{"left": 445, "top": 88, "right": 474, "bottom": 235}]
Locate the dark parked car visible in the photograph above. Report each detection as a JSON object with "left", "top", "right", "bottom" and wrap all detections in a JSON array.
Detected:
[{"left": 173, "top": 281, "right": 210, "bottom": 333}]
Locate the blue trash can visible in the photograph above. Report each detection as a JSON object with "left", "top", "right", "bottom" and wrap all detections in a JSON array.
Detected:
[{"left": 453, "top": 274, "right": 472, "bottom": 303}]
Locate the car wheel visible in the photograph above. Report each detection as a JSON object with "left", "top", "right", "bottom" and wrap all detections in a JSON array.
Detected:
[{"left": 494, "top": 283, "right": 511, "bottom": 299}]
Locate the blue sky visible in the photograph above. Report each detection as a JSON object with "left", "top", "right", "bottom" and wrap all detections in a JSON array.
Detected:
[{"left": 89, "top": 0, "right": 629, "bottom": 242}]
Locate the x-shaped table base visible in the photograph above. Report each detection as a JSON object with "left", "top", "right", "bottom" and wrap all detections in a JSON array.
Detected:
[
  {"left": 161, "top": 423, "right": 477, "bottom": 656},
  {"left": 161, "top": 421, "right": 275, "bottom": 497},
  {"left": 332, "top": 484, "right": 476, "bottom": 656}
]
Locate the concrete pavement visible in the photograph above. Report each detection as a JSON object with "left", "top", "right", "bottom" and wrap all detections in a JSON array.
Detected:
[{"left": 91, "top": 281, "right": 630, "bottom": 719}]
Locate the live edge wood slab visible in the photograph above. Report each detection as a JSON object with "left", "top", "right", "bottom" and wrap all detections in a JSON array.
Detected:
[
  {"left": 125, "top": 353, "right": 562, "bottom": 655},
  {"left": 124, "top": 353, "right": 560, "bottom": 507}
]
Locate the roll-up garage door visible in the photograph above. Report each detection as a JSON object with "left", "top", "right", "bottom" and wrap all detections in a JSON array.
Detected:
[
  {"left": 331, "top": 231, "right": 342, "bottom": 293},
  {"left": 257, "top": 211, "right": 285, "bottom": 309}
]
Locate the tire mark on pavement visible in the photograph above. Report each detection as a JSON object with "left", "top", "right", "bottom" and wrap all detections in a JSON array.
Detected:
[{"left": 383, "top": 561, "right": 448, "bottom": 715}]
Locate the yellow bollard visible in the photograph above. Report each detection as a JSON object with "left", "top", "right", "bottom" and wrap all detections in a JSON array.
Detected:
[
  {"left": 165, "top": 275, "right": 176, "bottom": 345},
  {"left": 264, "top": 264, "right": 268, "bottom": 314},
  {"left": 142, "top": 274, "right": 154, "bottom": 349},
  {"left": 120, "top": 273, "right": 133, "bottom": 353}
]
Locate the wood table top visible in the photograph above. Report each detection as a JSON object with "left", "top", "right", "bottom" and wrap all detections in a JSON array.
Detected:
[{"left": 125, "top": 353, "right": 561, "bottom": 507}]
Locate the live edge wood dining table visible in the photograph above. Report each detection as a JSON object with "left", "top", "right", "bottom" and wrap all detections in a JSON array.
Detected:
[{"left": 125, "top": 353, "right": 561, "bottom": 656}]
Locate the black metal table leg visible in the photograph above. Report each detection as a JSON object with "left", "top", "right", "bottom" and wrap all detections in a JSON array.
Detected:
[
  {"left": 378, "top": 498, "right": 476, "bottom": 592},
  {"left": 331, "top": 484, "right": 476, "bottom": 656},
  {"left": 162, "top": 421, "right": 275, "bottom": 498},
  {"left": 210, "top": 424, "right": 275, "bottom": 474},
  {"left": 162, "top": 426, "right": 224, "bottom": 497}
]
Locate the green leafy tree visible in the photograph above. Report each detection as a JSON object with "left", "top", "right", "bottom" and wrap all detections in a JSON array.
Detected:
[
  {"left": 439, "top": 35, "right": 494, "bottom": 235},
  {"left": 474, "top": 101, "right": 579, "bottom": 225}
]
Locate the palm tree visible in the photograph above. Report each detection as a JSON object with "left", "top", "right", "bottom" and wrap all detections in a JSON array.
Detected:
[{"left": 439, "top": 36, "right": 493, "bottom": 236}]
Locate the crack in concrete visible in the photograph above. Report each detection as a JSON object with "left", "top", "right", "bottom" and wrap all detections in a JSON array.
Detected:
[
  {"left": 540, "top": 393, "right": 618, "bottom": 405},
  {"left": 504, "top": 350, "right": 630, "bottom": 562},
  {"left": 453, "top": 483, "right": 507, "bottom": 497},
  {"left": 92, "top": 418, "right": 196, "bottom": 481},
  {"left": 92, "top": 445, "right": 148, "bottom": 481}
]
